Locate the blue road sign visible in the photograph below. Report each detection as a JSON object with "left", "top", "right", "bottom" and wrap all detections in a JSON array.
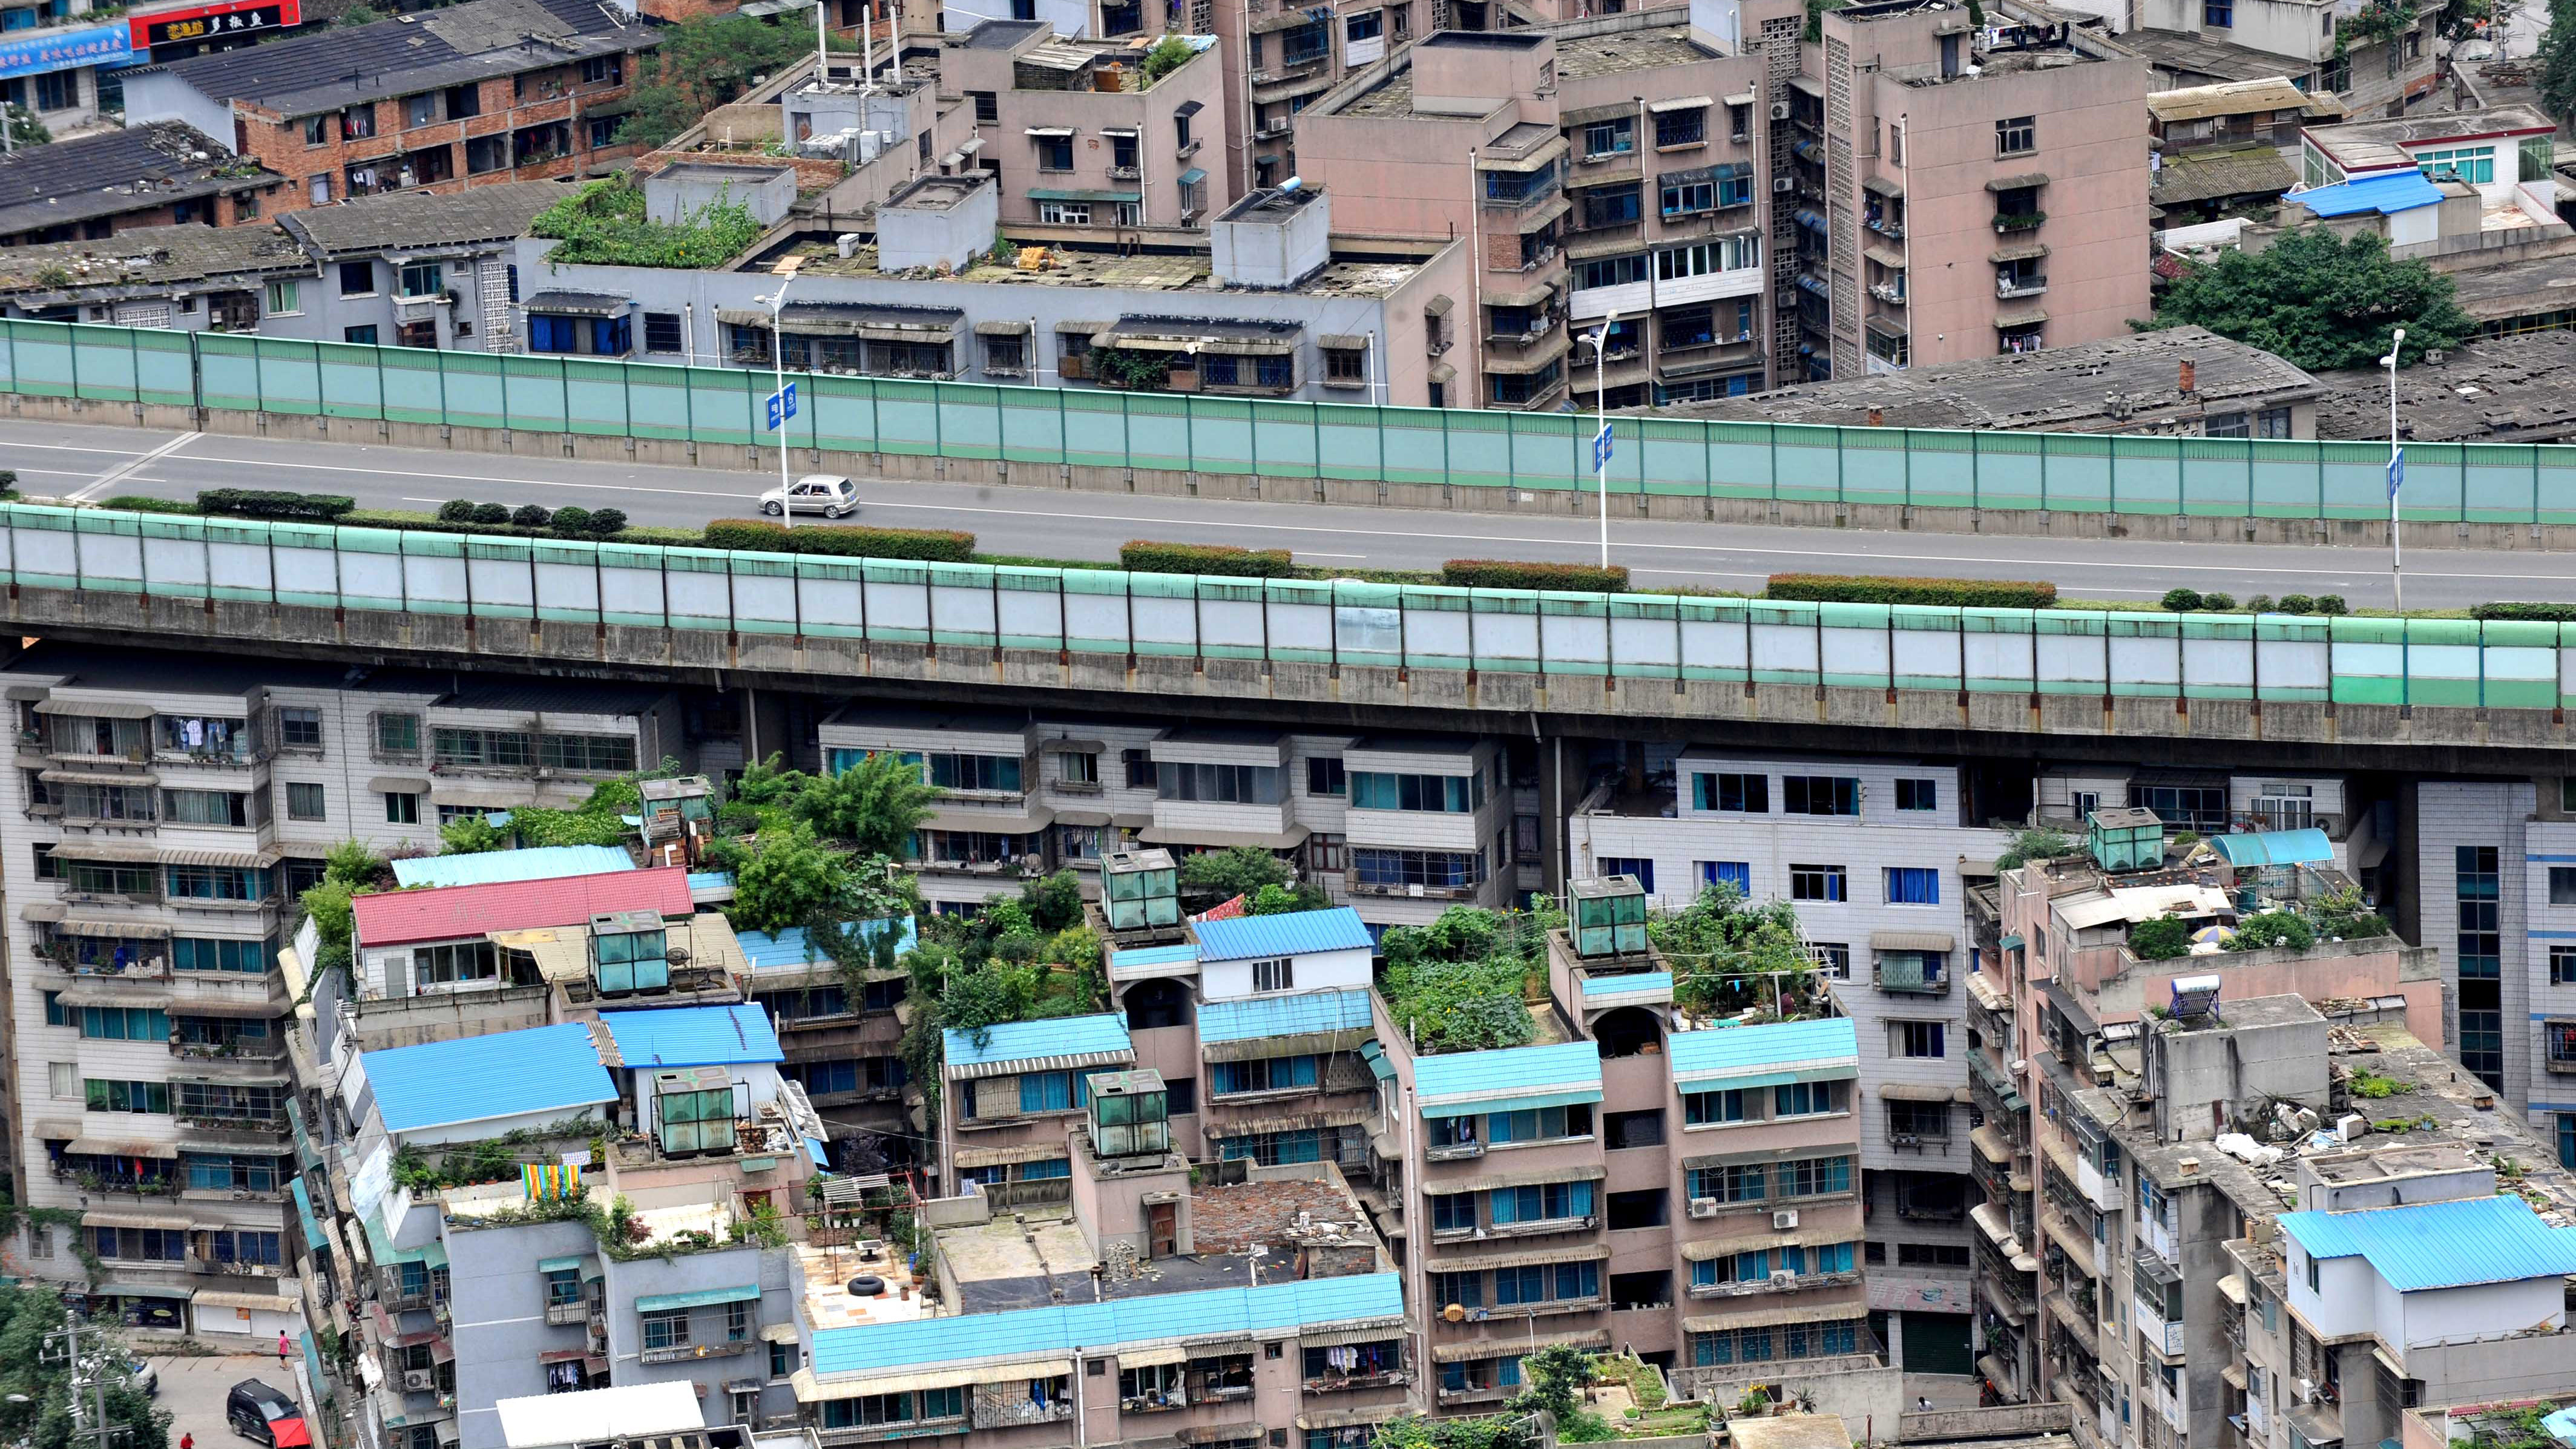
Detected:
[
  {"left": 2388, "top": 447, "right": 2404, "bottom": 499},
  {"left": 1592, "top": 424, "right": 1613, "bottom": 473},
  {"left": 766, "top": 381, "right": 797, "bottom": 432}
]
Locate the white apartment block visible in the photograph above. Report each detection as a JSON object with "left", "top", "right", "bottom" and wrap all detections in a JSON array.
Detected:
[
  {"left": 0, "top": 645, "right": 678, "bottom": 1332},
  {"left": 815, "top": 708, "right": 1529, "bottom": 933},
  {"left": 1566, "top": 748, "right": 2012, "bottom": 1376}
]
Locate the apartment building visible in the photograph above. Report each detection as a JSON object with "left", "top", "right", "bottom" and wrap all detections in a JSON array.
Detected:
[
  {"left": 738, "top": 921, "right": 915, "bottom": 1156},
  {"left": 944, "top": 21, "right": 1223, "bottom": 228},
  {"left": 1804, "top": 0, "right": 2150, "bottom": 378},
  {"left": 317, "top": 1013, "right": 828, "bottom": 1449},
  {"left": 0, "top": 123, "right": 285, "bottom": 246},
  {"left": 514, "top": 172, "right": 1463, "bottom": 404},
  {"left": 0, "top": 181, "right": 571, "bottom": 344},
  {"left": 782, "top": 1120, "right": 1408, "bottom": 1449},
  {"left": 122, "top": 0, "right": 657, "bottom": 216},
  {"left": 2117, "top": 0, "right": 2436, "bottom": 123},
  {"left": 0, "top": 646, "right": 678, "bottom": 1327},
  {"left": 1358, "top": 896, "right": 1897, "bottom": 1420},
  {"left": 1300, "top": 9, "right": 1778, "bottom": 409},
  {"left": 2412, "top": 779, "right": 2574, "bottom": 1146},
  {"left": 1568, "top": 749, "right": 2011, "bottom": 1375},
  {"left": 0, "top": 0, "right": 142, "bottom": 133}
]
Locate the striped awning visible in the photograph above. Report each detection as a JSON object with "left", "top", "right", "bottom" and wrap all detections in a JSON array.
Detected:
[
  {"left": 1681, "top": 1224, "right": 1858, "bottom": 1261},
  {"left": 1437, "top": 1163, "right": 1606, "bottom": 1195},
  {"left": 1682, "top": 1301, "right": 1864, "bottom": 1333},
  {"left": 55, "top": 919, "right": 172, "bottom": 939},
  {"left": 789, "top": 1357, "right": 1067, "bottom": 1402},
  {"left": 1423, "top": 1243, "right": 1609, "bottom": 1274},
  {"left": 1300, "top": 1320, "right": 1405, "bottom": 1349},
  {"left": 1430, "top": 1328, "right": 1607, "bottom": 1363}
]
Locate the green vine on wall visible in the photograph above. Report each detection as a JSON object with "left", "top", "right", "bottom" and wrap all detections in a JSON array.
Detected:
[
  {"left": 0, "top": 1205, "right": 106, "bottom": 1285},
  {"left": 2334, "top": 0, "right": 2417, "bottom": 56}
]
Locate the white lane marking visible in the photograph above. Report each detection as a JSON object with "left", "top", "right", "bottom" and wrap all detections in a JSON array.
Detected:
[
  {"left": 68, "top": 432, "right": 196, "bottom": 501},
  {"left": 0, "top": 438, "right": 166, "bottom": 458}
]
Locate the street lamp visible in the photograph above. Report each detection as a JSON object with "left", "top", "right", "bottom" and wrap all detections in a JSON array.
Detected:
[
  {"left": 759, "top": 258, "right": 802, "bottom": 529},
  {"left": 1591, "top": 310, "right": 1617, "bottom": 571},
  {"left": 2380, "top": 325, "right": 2405, "bottom": 613}
]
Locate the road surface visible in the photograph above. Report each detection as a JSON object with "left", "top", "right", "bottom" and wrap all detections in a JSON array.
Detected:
[{"left": 5, "top": 418, "right": 2574, "bottom": 610}]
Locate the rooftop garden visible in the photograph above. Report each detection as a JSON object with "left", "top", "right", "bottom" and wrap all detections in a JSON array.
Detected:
[
  {"left": 2130, "top": 885, "right": 2393, "bottom": 962},
  {"left": 531, "top": 178, "right": 760, "bottom": 269},
  {"left": 1648, "top": 883, "right": 1827, "bottom": 1022},
  {"left": 1379, "top": 902, "right": 1557, "bottom": 1054}
]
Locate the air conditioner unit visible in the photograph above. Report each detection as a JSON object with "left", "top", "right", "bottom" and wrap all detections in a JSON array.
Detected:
[
  {"left": 1687, "top": 1198, "right": 1719, "bottom": 1218},
  {"left": 1773, "top": 176, "right": 1795, "bottom": 192},
  {"left": 1772, "top": 1210, "right": 1799, "bottom": 1230},
  {"left": 2295, "top": 1379, "right": 2318, "bottom": 1406},
  {"left": 402, "top": 1370, "right": 434, "bottom": 1392},
  {"left": 1769, "top": 100, "right": 1792, "bottom": 120},
  {"left": 1769, "top": 1270, "right": 1796, "bottom": 1286}
]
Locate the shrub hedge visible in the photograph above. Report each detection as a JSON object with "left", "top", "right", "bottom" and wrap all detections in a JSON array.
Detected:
[
  {"left": 196, "top": 488, "right": 356, "bottom": 521},
  {"left": 2472, "top": 602, "right": 2576, "bottom": 621},
  {"left": 1119, "top": 540, "right": 1294, "bottom": 577},
  {"left": 1442, "top": 559, "right": 1631, "bottom": 591},
  {"left": 701, "top": 518, "right": 976, "bottom": 562},
  {"left": 1766, "top": 573, "right": 2058, "bottom": 608}
]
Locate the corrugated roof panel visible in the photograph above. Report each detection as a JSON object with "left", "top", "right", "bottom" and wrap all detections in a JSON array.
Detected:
[
  {"left": 1191, "top": 907, "right": 1375, "bottom": 962},
  {"left": 352, "top": 867, "right": 692, "bottom": 948},
  {"left": 2287, "top": 171, "right": 2442, "bottom": 217},
  {"left": 809, "top": 1273, "right": 1402, "bottom": 1376},
  {"left": 364, "top": 1022, "right": 614, "bottom": 1133},
  {"left": 1414, "top": 1040, "right": 1603, "bottom": 1114},
  {"left": 390, "top": 845, "right": 636, "bottom": 890},
  {"left": 738, "top": 918, "right": 917, "bottom": 971},
  {"left": 1109, "top": 943, "right": 1201, "bottom": 971},
  {"left": 599, "top": 1004, "right": 784, "bottom": 1068},
  {"left": 943, "top": 1013, "right": 1134, "bottom": 1071},
  {"left": 2209, "top": 828, "right": 2333, "bottom": 869},
  {"left": 1668, "top": 1019, "right": 1859, "bottom": 1087},
  {"left": 2276, "top": 1194, "right": 2576, "bottom": 1291},
  {"left": 1200, "top": 988, "right": 1374, "bottom": 1043},
  {"left": 1581, "top": 970, "right": 1672, "bottom": 997}
]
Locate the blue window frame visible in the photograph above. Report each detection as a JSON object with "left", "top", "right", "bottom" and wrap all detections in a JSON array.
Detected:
[
  {"left": 1017, "top": 1158, "right": 1071, "bottom": 1181},
  {"left": 1019, "top": 1070, "right": 1089, "bottom": 1113},
  {"left": 1773, "top": 1080, "right": 1838, "bottom": 1117},
  {"left": 1683, "top": 1089, "right": 1747, "bottom": 1125},
  {"left": 1211, "top": 1055, "right": 1320, "bottom": 1096},
  {"left": 1489, "top": 1181, "right": 1592, "bottom": 1224},
  {"left": 1600, "top": 857, "right": 1654, "bottom": 894},
  {"left": 1699, "top": 861, "right": 1750, "bottom": 894},
  {"left": 1885, "top": 867, "right": 1941, "bottom": 904},
  {"left": 528, "top": 314, "right": 578, "bottom": 353}
]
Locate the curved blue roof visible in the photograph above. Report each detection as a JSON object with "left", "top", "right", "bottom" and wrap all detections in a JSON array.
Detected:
[
  {"left": 390, "top": 845, "right": 634, "bottom": 889},
  {"left": 1201, "top": 988, "right": 1373, "bottom": 1043},
  {"left": 1669, "top": 1017, "right": 1859, "bottom": 1089},
  {"left": 2210, "top": 829, "right": 2332, "bottom": 869},
  {"left": 811, "top": 1273, "right": 1401, "bottom": 1376},
  {"left": 1414, "top": 1039, "right": 1603, "bottom": 1118},
  {"left": 943, "top": 1013, "right": 1133, "bottom": 1071}
]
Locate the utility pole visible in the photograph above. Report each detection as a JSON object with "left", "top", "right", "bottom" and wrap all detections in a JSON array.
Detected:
[{"left": 45, "top": 1322, "right": 133, "bottom": 1449}]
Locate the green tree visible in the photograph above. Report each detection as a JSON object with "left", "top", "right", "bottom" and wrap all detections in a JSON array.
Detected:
[
  {"left": 4, "top": 105, "right": 48, "bottom": 147},
  {"left": 2138, "top": 229, "right": 2471, "bottom": 370},
  {"left": 439, "top": 812, "right": 511, "bottom": 854},
  {"left": 727, "top": 821, "right": 852, "bottom": 934},
  {"left": 2228, "top": 909, "right": 2318, "bottom": 953},
  {"left": 1177, "top": 845, "right": 1294, "bottom": 905},
  {"left": 614, "top": 15, "right": 827, "bottom": 150},
  {"left": 2129, "top": 915, "right": 2190, "bottom": 961},
  {"left": 1649, "top": 886, "right": 1813, "bottom": 1018},
  {"left": 0, "top": 1282, "right": 168, "bottom": 1449},
  {"left": 1510, "top": 1345, "right": 1597, "bottom": 1421},
  {"left": 1022, "top": 869, "right": 1086, "bottom": 933},
  {"left": 1249, "top": 881, "right": 1329, "bottom": 915},
  {"left": 797, "top": 749, "right": 940, "bottom": 858},
  {"left": 1994, "top": 826, "right": 2077, "bottom": 870}
]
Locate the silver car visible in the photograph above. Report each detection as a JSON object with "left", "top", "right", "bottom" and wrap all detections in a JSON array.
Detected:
[{"left": 758, "top": 474, "right": 858, "bottom": 519}]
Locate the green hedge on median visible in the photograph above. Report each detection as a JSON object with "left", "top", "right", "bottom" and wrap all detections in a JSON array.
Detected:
[
  {"left": 701, "top": 518, "right": 976, "bottom": 562},
  {"left": 196, "top": 488, "right": 356, "bottom": 521},
  {"left": 2471, "top": 602, "right": 2576, "bottom": 622},
  {"left": 1765, "top": 573, "right": 2058, "bottom": 608},
  {"left": 1441, "top": 559, "right": 1631, "bottom": 592},
  {"left": 1119, "top": 540, "right": 1294, "bottom": 577}
]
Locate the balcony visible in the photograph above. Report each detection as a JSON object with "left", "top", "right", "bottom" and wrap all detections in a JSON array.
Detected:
[
  {"left": 813, "top": 1416, "right": 968, "bottom": 1446},
  {"left": 1873, "top": 964, "right": 1950, "bottom": 994},
  {"left": 1306, "top": 1370, "right": 1410, "bottom": 1394},
  {"left": 1106, "top": 165, "right": 1141, "bottom": 181},
  {"left": 1997, "top": 274, "right": 2049, "bottom": 299},
  {"left": 1870, "top": 283, "right": 1907, "bottom": 305},
  {"left": 1993, "top": 211, "right": 2046, "bottom": 234},
  {"left": 1424, "top": 1139, "right": 1486, "bottom": 1162},
  {"left": 640, "top": 1338, "right": 756, "bottom": 1366},
  {"left": 544, "top": 1303, "right": 589, "bottom": 1326},
  {"left": 1689, "top": 1269, "right": 1861, "bottom": 1300},
  {"left": 1254, "top": 119, "right": 1293, "bottom": 141},
  {"left": 172, "top": 1038, "right": 289, "bottom": 1064}
]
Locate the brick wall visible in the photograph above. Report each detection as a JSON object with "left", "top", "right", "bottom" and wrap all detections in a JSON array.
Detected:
[{"left": 232, "top": 59, "right": 646, "bottom": 219}]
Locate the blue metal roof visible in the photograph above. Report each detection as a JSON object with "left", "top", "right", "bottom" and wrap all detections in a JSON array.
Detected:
[
  {"left": 1668, "top": 1019, "right": 1860, "bottom": 1090},
  {"left": 810, "top": 1272, "right": 1401, "bottom": 1376},
  {"left": 737, "top": 918, "right": 918, "bottom": 971},
  {"left": 2210, "top": 829, "right": 2333, "bottom": 869},
  {"left": 364, "top": 1022, "right": 615, "bottom": 1134},
  {"left": 943, "top": 1013, "right": 1134, "bottom": 1071},
  {"left": 2540, "top": 1407, "right": 2576, "bottom": 1446},
  {"left": 1109, "top": 942, "right": 1200, "bottom": 971},
  {"left": 1201, "top": 988, "right": 1373, "bottom": 1044},
  {"left": 2275, "top": 1194, "right": 2576, "bottom": 1292},
  {"left": 1414, "top": 1039, "right": 1603, "bottom": 1118},
  {"left": 390, "top": 845, "right": 636, "bottom": 889},
  {"left": 600, "top": 1004, "right": 785, "bottom": 1068},
  {"left": 2288, "top": 171, "right": 2442, "bottom": 217},
  {"left": 1581, "top": 970, "right": 1672, "bottom": 997},
  {"left": 1192, "top": 907, "right": 1375, "bottom": 962}
]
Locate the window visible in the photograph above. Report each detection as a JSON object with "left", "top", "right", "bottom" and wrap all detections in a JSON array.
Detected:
[
  {"left": 1352, "top": 848, "right": 1480, "bottom": 890},
  {"left": 1778, "top": 1155, "right": 1853, "bottom": 1198},
  {"left": 1654, "top": 107, "right": 1705, "bottom": 148},
  {"left": 1811, "top": 942, "right": 1853, "bottom": 979},
  {"left": 1492, "top": 1180, "right": 1593, "bottom": 1224},
  {"left": 1995, "top": 116, "right": 2035, "bottom": 156},
  {"left": 1684, "top": 1089, "right": 1746, "bottom": 1126},
  {"left": 1038, "top": 200, "right": 1090, "bottom": 226},
  {"left": 1885, "top": 867, "right": 1940, "bottom": 905},
  {"left": 1784, "top": 775, "right": 1859, "bottom": 816},
  {"left": 1251, "top": 958, "right": 1294, "bottom": 993},
  {"left": 2457, "top": 845, "right": 2503, "bottom": 1088},
  {"left": 1894, "top": 778, "right": 1936, "bottom": 812},
  {"left": 642, "top": 1310, "right": 691, "bottom": 1352},
  {"left": 264, "top": 280, "right": 300, "bottom": 316},
  {"left": 982, "top": 333, "right": 1027, "bottom": 376},
  {"left": 31, "top": 70, "right": 72, "bottom": 112},
  {"left": 643, "top": 312, "right": 683, "bottom": 354},
  {"left": 540, "top": 734, "right": 637, "bottom": 772},
  {"left": 303, "top": 116, "right": 328, "bottom": 145},
  {"left": 1574, "top": 254, "right": 1649, "bottom": 291},
  {"left": 1322, "top": 346, "right": 1367, "bottom": 384},
  {"left": 1661, "top": 177, "right": 1715, "bottom": 216},
  {"left": 286, "top": 783, "right": 326, "bottom": 821},
  {"left": 1019, "top": 1070, "right": 1089, "bottom": 1113},
  {"left": 1155, "top": 760, "right": 1278, "bottom": 803},
  {"left": 375, "top": 713, "right": 421, "bottom": 755},
  {"left": 1693, "top": 772, "right": 1769, "bottom": 812},
  {"left": 274, "top": 706, "right": 321, "bottom": 749},
  {"left": 86, "top": 1079, "right": 172, "bottom": 1114},
  {"left": 2204, "top": 0, "right": 2230, "bottom": 22},
  {"left": 175, "top": 938, "right": 268, "bottom": 974},
  {"left": 1790, "top": 864, "right": 1845, "bottom": 901},
  {"left": 436, "top": 726, "right": 534, "bottom": 767},
  {"left": 1888, "top": 1100, "right": 1949, "bottom": 1139},
  {"left": 339, "top": 261, "right": 375, "bottom": 298},
  {"left": 385, "top": 792, "right": 421, "bottom": 825},
  {"left": 2416, "top": 145, "right": 2496, "bottom": 185},
  {"left": 1582, "top": 183, "right": 1641, "bottom": 229},
  {"left": 1774, "top": 1080, "right": 1839, "bottom": 1117},
  {"left": 1699, "top": 860, "right": 1750, "bottom": 894},
  {"left": 1488, "top": 1103, "right": 1590, "bottom": 1142},
  {"left": 1686, "top": 1162, "right": 1767, "bottom": 1203},
  {"left": 1037, "top": 135, "right": 1074, "bottom": 170},
  {"left": 345, "top": 326, "right": 380, "bottom": 346},
  {"left": 1893, "top": 1021, "right": 1946, "bottom": 1058},
  {"left": 1350, "top": 771, "right": 1481, "bottom": 812},
  {"left": 2553, "top": 946, "right": 2576, "bottom": 985},
  {"left": 1584, "top": 117, "right": 1635, "bottom": 159},
  {"left": 169, "top": 865, "right": 264, "bottom": 900},
  {"left": 1306, "top": 757, "right": 1346, "bottom": 795}
]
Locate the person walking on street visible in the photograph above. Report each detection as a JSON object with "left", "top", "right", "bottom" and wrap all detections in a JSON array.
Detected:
[
  {"left": 278, "top": 1331, "right": 291, "bottom": 1366},
  {"left": 182, "top": 1433, "right": 194, "bottom": 1449}
]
